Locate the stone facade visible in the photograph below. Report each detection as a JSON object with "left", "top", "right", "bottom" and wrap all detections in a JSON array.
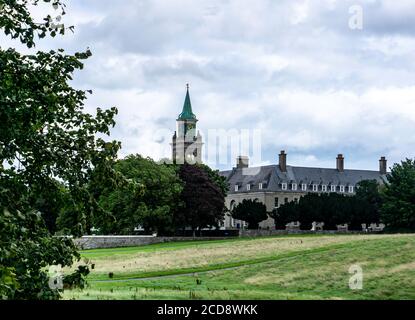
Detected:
[
  {"left": 171, "top": 85, "right": 203, "bottom": 164},
  {"left": 221, "top": 151, "right": 388, "bottom": 230},
  {"left": 224, "top": 191, "right": 305, "bottom": 229}
]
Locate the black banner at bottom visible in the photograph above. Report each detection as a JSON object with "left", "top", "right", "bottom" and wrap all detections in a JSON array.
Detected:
[{"left": 3, "top": 300, "right": 414, "bottom": 319}]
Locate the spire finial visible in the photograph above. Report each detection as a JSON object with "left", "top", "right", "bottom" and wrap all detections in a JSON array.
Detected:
[{"left": 178, "top": 83, "right": 196, "bottom": 120}]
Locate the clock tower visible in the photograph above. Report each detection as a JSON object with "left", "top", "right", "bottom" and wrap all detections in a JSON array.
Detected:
[{"left": 171, "top": 85, "right": 203, "bottom": 164}]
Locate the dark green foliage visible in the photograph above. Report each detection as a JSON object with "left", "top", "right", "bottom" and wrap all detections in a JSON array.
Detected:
[
  {"left": 177, "top": 164, "right": 225, "bottom": 235},
  {"left": 28, "top": 180, "right": 67, "bottom": 234},
  {"left": 0, "top": 208, "right": 89, "bottom": 300},
  {"left": 1, "top": 0, "right": 119, "bottom": 299},
  {"left": 355, "top": 179, "right": 382, "bottom": 227},
  {"left": 96, "top": 155, "right": 183, "bottom": 235},
  {"left": 273, "top": 183, "right": 382, "bottom": 230},
  {"left": 232, "top": 199, "right": 268, "bottom": 229},
  {"left": 381, "top": 159, "right": 415, "bottom": 232},
  {"left": 0, "top": 0, "right": 71, "bottom": 48},
  {"left": 63, "top": 265, "right": 90, "bottom": 290},
  {"left": 197, "top": 164, "right": 229, "bottom": 197}
]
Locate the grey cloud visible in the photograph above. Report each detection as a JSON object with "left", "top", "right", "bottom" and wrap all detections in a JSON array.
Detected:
[{"left": 3, "top": 0, "right": 415, "bottom": 170}]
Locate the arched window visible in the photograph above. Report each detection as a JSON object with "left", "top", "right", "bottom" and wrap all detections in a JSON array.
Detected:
[{"left": 230, "top": 200, "right": 236, "bottom": 211}]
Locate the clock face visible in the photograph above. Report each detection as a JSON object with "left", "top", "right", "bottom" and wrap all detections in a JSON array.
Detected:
[
  {"left": 178, "top": 121, "right": 196, "bottom": 138},
  {"left": 187, "top": 123, "right": 195, "bottom": 131}
]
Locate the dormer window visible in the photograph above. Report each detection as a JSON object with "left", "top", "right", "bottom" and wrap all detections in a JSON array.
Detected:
[
  {"left": 259, "top": 183, "right": 263, "bottom": 190},
  {"left": 331, "top": 185, "right": 336, "bottom": 193},
  {"left": 302, "top": 184, "right": 307, "bottom": 191},
  {"left": 247, "top": 184, "right": 251, "bottom": 191},
  {"left": 348, "top": 186, "right": 354, "bottom": 193},
  {"left": 282, "top": 183, "right": 288, "bottom": 191},
  {"left": 340, "top": 185, "right": 345, "bottom": 193},
  {"left": 322, "top": 185, "right": 327, "bottom": 192},
  {"left": 235, "top": 185, "right": 239, "bottom": 192},
  {"left": 292, "top": 183, "right": 297, "bottom": 191},
  {"left": 312, "top": 184, "right": 318, "bottom": 192}
]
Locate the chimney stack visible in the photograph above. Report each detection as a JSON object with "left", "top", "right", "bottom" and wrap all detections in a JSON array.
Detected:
[
  {"left": 279, "top": 151, "right": 287, "bottom": 172},
  {"left": 379, "top": 157, "right": 387, "bottom": 175},
  {"left": 236, "top": 156, "right": 249, "bottom": 169},
  {"left": 336, "top": 154, "right": 344, "bottom": 172}
]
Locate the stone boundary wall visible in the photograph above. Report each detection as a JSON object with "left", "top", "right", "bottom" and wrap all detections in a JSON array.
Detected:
[
  {"left": 74, "top": 236, "right": 230, "bottom": 250},
  {"left": 73, "top": 230, "right": 369, "bottom": 250},
  {"left": 239, "top": 229, "right": 363, "bottom": 237}
]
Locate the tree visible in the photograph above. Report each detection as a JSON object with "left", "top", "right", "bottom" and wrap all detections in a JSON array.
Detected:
[
  {"left": 381, "top": 159, "right": 415, "bottom": 232},
  {"left": 353, "top": 180, "right": 381, "bottom": 228},
  {"left": 232, "top": 199, "right": 268, "bottom": 229},
  {"left": 0, "top": 208, "right": 89, "bottom": 300},
  {"left": 197, "top": 164, "right": 229, "bottom": 197},
  {"left": 1, "top": 0, "right": 119, "bottom": 299},
  {"left": 29, "top": 179, "right": 68, "bottom": 234},
  {"left": 273, "top": 192, "right": 378, "bottom": 231},
  {"left": 271, "top": 201, "right": 298, "bottom": 229},
  {"left": 177, "top": 164, "right": 225, "bottom": 236},
  {"left": 96, "top": 155, "right": 183, "bottom": 235}
]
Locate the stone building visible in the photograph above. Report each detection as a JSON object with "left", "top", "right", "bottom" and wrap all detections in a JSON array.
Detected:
[
  {"left": 220, "top": 152, "right": 388, "bottom": 230},
  {"left": 171, "top": 85, "right": 203, "bottom": 164},
  {"left": 169, "top": 86, "right": 388, "bottom": 230}
]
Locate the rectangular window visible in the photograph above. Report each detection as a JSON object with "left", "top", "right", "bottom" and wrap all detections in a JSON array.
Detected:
[
  {"left": 340, "top": 185, "right": 345, "bottom": 193},
  {"left": 274, "top": 197, "right": 279, "bottom": 208},
  {"left": 302, "top": 184, "right": 307, "bottom": 191},
  {"left": 292, "top": 183, "right": 297, "bottom": 191},
  {"left": 259, "top": 183, "right": 263, "bottom": 190},
  {"left": 349, "top": 186, "right": 354, "bottom": 193},
  {"left": 331, "top": 185, "right": 336, "bottom": 192},
  {"left": 322, "top": 185, "right": 327, "bottom": 192},
  {"left": 235, "top": 185, "right": 239, "bottom": 192},
  {"left": 313, "top": 185, "right": 318, "bottom": 192},
  {"left": 247, "top": 184, "right": 251, "bottom": 191},
  {"left": 282, "top": 183, "right": 288, "bottom": 191}
]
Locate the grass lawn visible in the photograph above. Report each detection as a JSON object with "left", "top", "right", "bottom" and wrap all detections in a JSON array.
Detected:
[{"left": 63, "top": 234, "right": 415, "bottom": 300}]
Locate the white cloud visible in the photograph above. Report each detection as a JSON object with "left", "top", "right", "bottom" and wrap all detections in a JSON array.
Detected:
[{"left": 2, "top": 0, "right": 415, "bottom": 170}]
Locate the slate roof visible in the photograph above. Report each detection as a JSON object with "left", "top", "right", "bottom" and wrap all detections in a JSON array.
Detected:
[{"left": 220, "top": 165, "right": 387, "bottom": 194}]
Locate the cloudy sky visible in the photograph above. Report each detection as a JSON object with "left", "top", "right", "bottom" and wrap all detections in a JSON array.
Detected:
[{"left": 3, "top": 0, "right": 415, "bottom": 170}]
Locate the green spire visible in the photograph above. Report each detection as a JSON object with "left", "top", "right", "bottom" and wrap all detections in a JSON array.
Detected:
[{"left": 178, "top": 84, "right": 197, "bottom": 121}]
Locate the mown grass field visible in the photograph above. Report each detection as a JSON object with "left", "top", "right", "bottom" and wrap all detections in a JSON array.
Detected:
[{"left": 64, "top": 234, "right": 415, "bottom": 300}]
